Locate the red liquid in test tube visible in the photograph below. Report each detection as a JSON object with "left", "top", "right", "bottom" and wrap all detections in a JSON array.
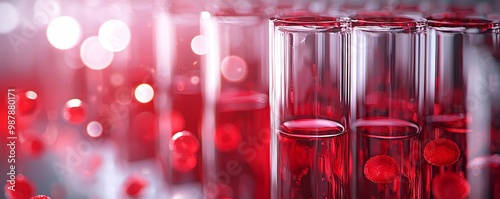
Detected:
[
  {"left": 202, "top": 12, "right": 271, "bottom": 199},
  {"left": 349, "top": 13, "right": 426, "bottom": 199},
  {"left": 425, "top": 14, "right": 500, "bottom": 199},
  {"left": 270, "top": 15, "right": 349, "bottom": 199},
  {"left": 167, "top": 16, "right": 204, "bottom": 184},
  {"left": 154, "top": 3, "right": 206, "bottom": 195}
]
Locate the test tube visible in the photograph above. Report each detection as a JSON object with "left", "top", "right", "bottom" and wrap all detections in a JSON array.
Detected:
[
  {"left": 155, "top": 0, "right": 205, "bottom": 196},
  {"left": 270, "top": 15, "right": 350, "bottom": 199},
  {"left": 349, "top": 13, "right": 426, "bottom": 199},
  {"left": 201, "top": 12, "right": 271, "bottom": 199},
  {"left": 424, "top": 13, "right": 500, "bottom": 199}
]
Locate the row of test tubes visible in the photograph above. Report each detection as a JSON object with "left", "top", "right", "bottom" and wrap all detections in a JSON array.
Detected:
[
  {"left": 269, "top": 11, "right": 499, "bottom": 199},
  {"left": 165, "top": 7, "right": 500, "bottom": 199}
]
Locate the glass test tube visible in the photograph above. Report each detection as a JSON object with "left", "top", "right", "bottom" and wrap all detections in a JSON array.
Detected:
[
  {"left": 270, "top": 15, "right": 349, "bottom": 199},
  {"left": 349, "top": 13, "right": 425, "bottom": 199},
  {"left": 201, "top": 12, "right": 271, "bottom": 199},
  {"left": 424, "top": 14, "right": 500, "bottom": 199},
  {"left": 155, "top": 1, "right": 205, "bottom": 196}
]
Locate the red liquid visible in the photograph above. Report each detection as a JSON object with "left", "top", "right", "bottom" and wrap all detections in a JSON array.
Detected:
[
  {"left": 162, "top": 13, "right": 204, "bottom": 186},
  {"left": 169, "top": 92, "right": 203, "bottom": 184},
  {"left": 427, "top": 14, "right": 494, "bottom": 30},
  {"left": 424, "top": 116, "right": 499, "bottom": 199},
  {"left": 277, "top": 118, "right": 346, "bottom": 199},
  {"left": 424, "top": 138, "right": 460, "bottom": 167},
  {"left": 350, "top": 118, "right": 421, "bottom": 199},
  {"left": 271, "top": 16, "right": 345, "bottom": 28},
  {"left": 425, "top": 19, "right": 499, "bottom": 199},
  {"left": 351, "top": 13, "right": 425, "bottom": 30},
  {"left": 431, "top": 172, "right": 470, "bottom": 199},
  {"left": 423, "top": 118, "right": 469, "bottom": 186},
  {"left": 204, "top": 92, "right": 270, "bottom": 199},
  {"left": 364, "top": 155, "right": 401, "bottom": 184}
]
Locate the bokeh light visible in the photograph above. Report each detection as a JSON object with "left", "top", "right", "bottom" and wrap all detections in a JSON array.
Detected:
[
  {"left": 191, "top": 35, "right": 208, "bottom": 55},
  {"left": 80, "top": 36, "right": 114, "bottom": 70},
  {"left": 221, "top": 55, "right": 248, "bottom": 82},
  {"left": 134, "top": 84, "right": 154, "bottom": 103},
  {"left": 0, "top": 2, "right": 19, "bottom": 34},
  {"left": 191, "top": 76, "right": 199, "bottom": 84},
  {"left": 98, "top": 19, "right": 131, "bottom": 52},
  {"left": 86, "top": 121, "right": 103, "bottom": 138},
  {"left": 46, "top": 16, "right": 82, "bottom": 50},
  {"left": 174, "top": 76, "right": 199, "bottom": 93}
]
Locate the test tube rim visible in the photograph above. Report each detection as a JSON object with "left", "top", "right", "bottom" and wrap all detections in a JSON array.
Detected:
[{"left": 427, "top": 13, "right": 498, "bottom": 31}]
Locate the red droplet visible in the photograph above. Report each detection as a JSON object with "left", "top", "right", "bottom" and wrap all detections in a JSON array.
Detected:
[
  {"left": 215, "top": 123, "right": 241, "bottom": 152},
  {"left": 124, "top": 175, "right": 147, "bottom": 197},
  {"left": 364, "top": 155, "right": 400, "bottom": 183},
  {"left": 4, "top": 175, "right": 36, "bottom": 199},
  {"left": 171, "top": 153, "right": 197, "bottom": 173},
  {"left": 22, "top": 136, "right": 45, "bottom": 157},
  {"left": 17, "top": 90, "right": 38, "bottom": 116},
  {"left": 29, "top": 195, "right": 51, "bottom": 199},
  {"left": 170, "top": 131, "right": 199, "bottom": 156},
  {"left": 424, "top": 138, "right": 460, "bottom": 166},
  {"left": 63, "top": 99, "right": 87, "bottom": 124},
  {"left": 432, "top": 172, "right": 470, "bottom": 199}
]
